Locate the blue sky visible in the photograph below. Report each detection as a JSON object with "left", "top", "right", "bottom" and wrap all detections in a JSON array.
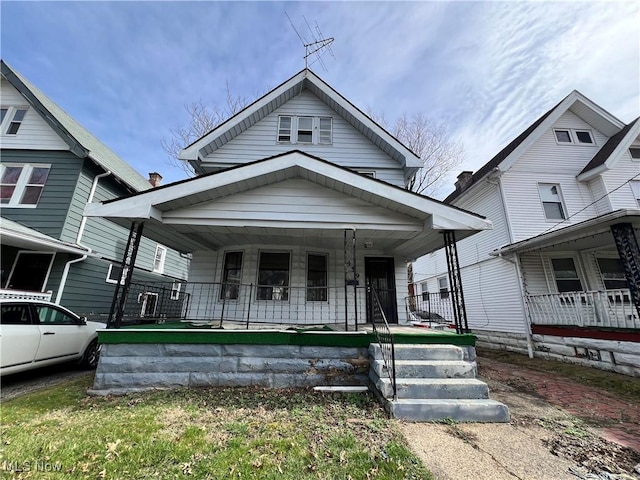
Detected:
[{"left": 2, "top": 1, "right": 639, "bottom": 198}]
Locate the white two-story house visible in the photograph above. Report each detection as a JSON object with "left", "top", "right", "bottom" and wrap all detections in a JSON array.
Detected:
[
  {"left": 413, "top": 90, "right": 640, "bottom": 375},
  {"left": 85, "top": 68, "right": 492, "bottom": 329}
]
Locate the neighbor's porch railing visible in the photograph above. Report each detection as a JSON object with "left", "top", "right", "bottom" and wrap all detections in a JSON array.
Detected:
[
  {"left": 0, "top": 288, "right": 53, "bottom": 302},
  {"left": 404, "top": 291, "right": 455, "bottom": 326},
  {"left": 527, "top": 289, "right": 639, "bottom": 330},
  {"left": 369, "top": 286, "right": 397, "bottom": 400},
  {"left": 117, "top": 281, "right": 369, "bottom": 328}
]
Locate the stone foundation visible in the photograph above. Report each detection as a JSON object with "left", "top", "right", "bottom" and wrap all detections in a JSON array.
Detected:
[
  {"left": 473, "top": 329, "right": 640, "bottom": 377},
  {"left": 91, "top": 343, "right": 370, "bottom": 395}
]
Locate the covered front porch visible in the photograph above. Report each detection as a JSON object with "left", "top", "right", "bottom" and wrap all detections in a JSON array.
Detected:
[{"left": 85, "top": 151, "right": 492, "bottom": 333}]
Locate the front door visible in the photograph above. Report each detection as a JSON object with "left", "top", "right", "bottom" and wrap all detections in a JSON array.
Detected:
[{"left": 365, "top": 257, "right": 398, "bottom": 324}]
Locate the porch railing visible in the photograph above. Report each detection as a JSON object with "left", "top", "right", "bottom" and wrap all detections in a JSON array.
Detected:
[
  {"left": 0, "top": 288, "right": 53, "bottom": 302},
  {"left": 527, "top": 289, "right": 639, "bottom": 330},
  {"left": 404, "top": 292, "right": 455, "bottom": 326},
  {"left": 369, "top": 286, "right": 397, "bottom": 400},
  {"left": 116, "top": 281, "right": 368, "bottom": 328}
]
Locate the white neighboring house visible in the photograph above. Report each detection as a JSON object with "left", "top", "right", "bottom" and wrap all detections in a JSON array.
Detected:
[
  {"left": 413, "top": 91, "right": 640, "bottom": 376},
  {"left": 85, "top": 68, "right": 492, "bottom": 329}
]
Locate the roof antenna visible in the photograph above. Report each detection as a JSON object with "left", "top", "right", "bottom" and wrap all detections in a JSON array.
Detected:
[{"left": 285, "top": 12, "right": 335, "bottom": 71}]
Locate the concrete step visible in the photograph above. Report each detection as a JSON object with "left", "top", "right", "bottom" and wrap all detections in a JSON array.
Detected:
[
  {"left": 372, "top": 375, "right": 490, "bottom": 400},
  {"left": 386, "top": 398, "right": 510, "bottom": 423},
  {"left": 371, "top": 359, "right": 477, "bottom": 379},
  {"left": 369, "top": 343, "right": 464, "bottom": 361}
]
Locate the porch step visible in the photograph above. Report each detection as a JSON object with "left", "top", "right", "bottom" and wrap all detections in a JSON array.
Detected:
[
  {"left": 372, "top": 376, "right": 489, "bottom": 400},
  {"left": 371, "top": 359, "right": 477, "bottom": 379},
  {"left": 386, "top": 399, "right": 510, "bottom": 423},
  {"left": 368, "top": 343, "right": 509, "bottom": 423},
  {"left": 370, "top": 343, "right": 464, "bottom": 361}
]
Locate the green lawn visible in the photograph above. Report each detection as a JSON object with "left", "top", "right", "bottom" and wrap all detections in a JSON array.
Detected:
[{"left": 1, "top": 377, "right": 432, "bottom": 479}]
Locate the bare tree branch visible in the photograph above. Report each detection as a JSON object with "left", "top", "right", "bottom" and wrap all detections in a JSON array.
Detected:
[{"left": 162, "top": 84, "right": 251, "bottom": 176}]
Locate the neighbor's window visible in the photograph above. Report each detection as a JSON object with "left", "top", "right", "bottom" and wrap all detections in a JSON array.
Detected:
[
  {"left": 596, "top": 258, "right": 628, "bottom": 290},
  {"left": 551, "top": 258, "right": 583, "bottom": 293},
  {"left": 438, "top": 277, "right": 449, "bottom": 299},
  {"left": 554, "top": 130, "right": 572, "bottom": 143},
  {"left": 277, "top": 116, "right": 292, "bottom": 142},
  {"left": 297, "top": 116, "right": 313, "bottom": 143},
  {"left": 257, "top": 251, "right": 290, "bottom": 300},
  {"left": 0, "top": 163, "right": 50, "bottom": 207},
  {"left": 153, "top": 245, "right": 167, "bottom": 273},
  {"left": 538, "top": 183, "right": 566, "bottom": 220},
  {"left": 307, "top": 253, "right": 328, "bottom": 302},
  {"left": 1, "top": 107, "right": 28, "bottom": 135},
  {"left": 631, "top": 181, "right": 640, "bottom": 207},
  {"left": 170, "top": 282, "right": 182, "bottom": 300},
  {"left": 421, "top": 282, "right": 429, "bottom": 301},
  {"left": 629, "top": 147, "right": 640, "bottom": 159},
  {"left": 575, "top": 130, "right": 593, "bottom": 144},
  {"left": 220, "top": 251, "right": 243, "bottom": 300},
  {"left": 106, "top": 264, "right": 127, "bottom": 285}
]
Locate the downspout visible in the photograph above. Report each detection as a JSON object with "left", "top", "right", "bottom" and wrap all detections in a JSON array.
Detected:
[
  {"left": 55, "top": 169, "right": 112, "bottom": 304},
  {"left": 494, "top": 174, "right": 534, "bottom": 358}
]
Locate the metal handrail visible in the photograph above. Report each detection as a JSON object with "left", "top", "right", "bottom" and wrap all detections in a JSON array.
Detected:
[{"left": 369, "top": 286, "right": 397, "bottom": 400}]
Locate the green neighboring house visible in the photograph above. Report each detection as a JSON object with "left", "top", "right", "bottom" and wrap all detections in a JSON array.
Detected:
[{"left": 0, "top": 60, "right": 189, "bottom": 320}]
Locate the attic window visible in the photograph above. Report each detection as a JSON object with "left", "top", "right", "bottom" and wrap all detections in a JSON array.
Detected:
[
  {"left": 297, "top": 117, "right": 313, "bottom": 143},
  {"left": 278, "top": 116, "right": 292, "bottom": 142},
  {"left": 629, "top": 147, "right": 640, "bottom": 159},
  {"left": 276, "top": 116, "right": 333, "bottom": 145},
  {"left": 575, "top": 130, "right": 593, "bottom": 144},
  {"left": 554, "top": 130, "right": 572, "bottom": 143},
  {"left": 1, "top": 107, "right": 28, "bottom": 135}
]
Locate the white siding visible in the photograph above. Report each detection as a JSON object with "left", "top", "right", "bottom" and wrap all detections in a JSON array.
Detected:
[
  {"left": 587, "top": 176, "right": 612, "bottom": 215},
  {"left": 1, "top": 79, "right": 69, "bottom": 150},
  {"left": 519, "top": 252, "right": 550, "bottom": 294},
  {"left": 200, "top": 90, "right": 406, "bottom": 187},
  {"left": 600, "top": 148, "right": 640, "bottom": 210},
  {"left": 186, "top": 245, "right": 408, "bottom": 325},
  {"left": 165, "top": 178, "right": 422, "bottom": 229}
]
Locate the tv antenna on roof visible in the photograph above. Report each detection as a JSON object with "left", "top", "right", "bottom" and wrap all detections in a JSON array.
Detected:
[{"left": 285, "top": 12, "right": 335, "bottom": 71}]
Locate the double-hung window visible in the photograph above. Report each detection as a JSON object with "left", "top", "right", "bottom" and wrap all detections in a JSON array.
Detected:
[
  {"left": 221, "top": 251, "right": 243, "bottom": 300},
  {"left": 596, "top": 258, "right": 627, "bottom": 290},
  {"left": 257, "top": 252, "right": 290, "bottom": 300},
  {"left": 0, "top": 163, "right": 51, "bottom": 207},
  {"left": 306, "top": 253, "right": 328, "bottom": 301},
  {"left": 1, "top": 107, "right": 28, "bottom": 135},
  {"left": 538, "top": 183, "right": 566, "bottom": 220},
  {"left": 438, "top": 277, "right": 449, "bottom": 299},
  {"left": 276, "top": 116, "right": 333, "bottom": 145},
  {"left": 551, "top": 258, "right": 583, "bottom": 293},
  {"left": 153, "top": 245, "right": 167, "bottom": 273}
]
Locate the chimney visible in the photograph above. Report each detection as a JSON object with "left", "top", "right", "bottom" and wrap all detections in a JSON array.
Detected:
[
  {"left": 454, "top": 171, "right": 473, "bottom": 192},
  {"left": 148, "top": 172, "right": 162, "bottom": 188}
]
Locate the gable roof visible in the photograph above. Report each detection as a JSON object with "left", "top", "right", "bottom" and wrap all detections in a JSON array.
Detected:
[
  {"left": 445, "top": 90, "right": 626, "bottom": 203},
  {"left": 85, "top": 150, "right": 491, "bottom": 257},
  {"left": 1, "top": 60, "right": 152, "bottom": 193},
  {"left": 578, "top": 117, "right": 640, "bottom": 179},
  {"left": 179, "top": 68, "right": 422, "bottom": 172}
]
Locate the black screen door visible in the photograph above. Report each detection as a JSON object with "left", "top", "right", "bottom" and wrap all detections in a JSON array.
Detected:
[{"left": 364, "top": 257, "right": 398, "bottom": 323}]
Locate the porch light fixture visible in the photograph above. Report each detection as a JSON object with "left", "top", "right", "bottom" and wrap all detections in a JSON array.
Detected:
[{"left": 364, "top": 241, "right": 374, "bottom": 249}]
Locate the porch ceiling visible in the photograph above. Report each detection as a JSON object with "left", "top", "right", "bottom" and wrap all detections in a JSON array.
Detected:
[{"left": 492, "top": 209, "right": 640, "bottom": 255}]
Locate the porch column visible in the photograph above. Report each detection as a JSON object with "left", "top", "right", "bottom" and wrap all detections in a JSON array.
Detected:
[
  {"left": 443, "top": 230, "right": 469, "bottom": 334},
  {"left": 610, "top": 222, "right": 640, "bottom": 319},
  {"left": 107, "top": 221, "right": 144, "bottom": 328}
]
